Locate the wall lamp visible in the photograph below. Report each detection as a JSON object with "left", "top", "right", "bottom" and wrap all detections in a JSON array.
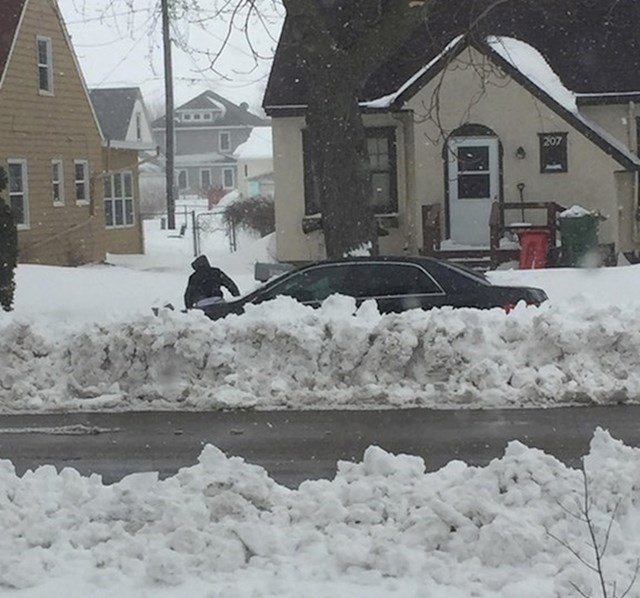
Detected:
[{"left": 515, "top": 146, "right": 526, "bottom": 160}]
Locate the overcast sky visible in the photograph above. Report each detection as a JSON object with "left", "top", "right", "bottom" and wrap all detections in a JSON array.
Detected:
[{"left": 57, "top": 0, "right": 284, "bottom": 116}]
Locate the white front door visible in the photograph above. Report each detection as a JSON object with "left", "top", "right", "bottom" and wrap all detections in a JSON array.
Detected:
[{"left": 447, "top": 136, "right": 499, "bottom": 246}]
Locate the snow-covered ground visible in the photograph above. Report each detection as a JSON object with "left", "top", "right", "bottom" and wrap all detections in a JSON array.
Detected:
[
  {"left": 1, "top": 217, "right": 640, "bottom": 413},
  {"left": 2, "top": 216, "right": 640, "bottom": 596}
]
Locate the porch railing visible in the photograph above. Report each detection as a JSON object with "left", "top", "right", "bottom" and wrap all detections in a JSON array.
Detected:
[
  {"left": 422, "top": 201, "right": 566, "bottom": 269},
  {"left": 490, "top": 201, "right": 566, "bottom": 267}
]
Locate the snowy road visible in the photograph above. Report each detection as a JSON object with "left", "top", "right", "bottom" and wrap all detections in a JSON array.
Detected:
[{"left": 1, "top": 405, "right": 639, "bottom": 487}]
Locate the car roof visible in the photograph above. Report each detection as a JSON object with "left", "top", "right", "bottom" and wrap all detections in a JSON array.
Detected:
[
  {"left": 298, "top": 255, "right": 442, "bottom": 269},
  {"left": 254, "top": 255, "right": 489, "bottom": 292}
]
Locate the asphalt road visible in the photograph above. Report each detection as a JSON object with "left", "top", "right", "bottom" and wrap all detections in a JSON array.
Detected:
[{"left": 0, "top": 406, "right": 638, "bottom": 488}]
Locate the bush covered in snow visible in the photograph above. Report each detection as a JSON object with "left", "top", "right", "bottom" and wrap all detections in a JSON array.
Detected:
[{"left": 222, "top": 194, "right": 275, "bottom": 238}]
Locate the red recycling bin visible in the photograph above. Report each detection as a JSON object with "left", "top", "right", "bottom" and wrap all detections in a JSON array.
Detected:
[{"left": 518, "top": 228, "right": 550, "bottom": 269}]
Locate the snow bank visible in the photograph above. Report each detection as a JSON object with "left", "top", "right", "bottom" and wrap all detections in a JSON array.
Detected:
[
  {"left": 1, "top": 430, "right": 639, "bottom": 597},
  {"left": 1, "top": 294, "right": 638, "bottom": 413}
]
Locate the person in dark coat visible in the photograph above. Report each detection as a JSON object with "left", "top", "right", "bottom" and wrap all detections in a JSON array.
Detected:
[{"left": 184, "top": 255, "right": 240, "bottom": 309}]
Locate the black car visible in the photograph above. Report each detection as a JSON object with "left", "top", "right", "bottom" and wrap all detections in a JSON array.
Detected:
[{"left": 197, "top": 256, "right": 548, "bottom": 320}]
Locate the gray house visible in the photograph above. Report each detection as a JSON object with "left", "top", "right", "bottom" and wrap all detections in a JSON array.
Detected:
[{"left": 152, "top": 90, "right": 269, "bottom": 198}]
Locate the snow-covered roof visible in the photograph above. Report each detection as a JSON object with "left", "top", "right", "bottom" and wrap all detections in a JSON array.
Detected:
[
  {"left": 362, "top": 36, "right": 464, "bottom": 109},
  {"left": 486, "top": 37, "right": 576, "bottom": 112},
  {"left": 206, "top": 96, "right": 226, "bottom": 114},
  {"left": 234, "top": 127, "right": 273, "bottom": 160},
  {"left": 265, "top": 0, "right": 640, "bottom": 111},
  {"left": 486, "top": 36, "right": 640, "bottom": 169},
  {"left": 0, "top": 0, "right": 26, "bottom": 86},
  {"left": 363, "top": 34, "right": 640, "bottom": 171},
  {"left": 175, "top": 153, "right": 235, "bottom": 167}
]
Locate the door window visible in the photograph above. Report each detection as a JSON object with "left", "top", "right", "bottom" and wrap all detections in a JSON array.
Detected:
[{"left": 453, "top": 143, "right": 492, "bottom": 200}]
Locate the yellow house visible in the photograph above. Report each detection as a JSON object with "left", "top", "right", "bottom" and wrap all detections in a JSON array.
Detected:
[
  {"left": 263, "top": 3, "right": 640, "bottom": 267},
  {"left": 0, "top": 0, "right": 144, "bottom": 265}
]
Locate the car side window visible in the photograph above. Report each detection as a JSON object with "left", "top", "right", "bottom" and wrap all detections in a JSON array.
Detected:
[
  {"left": 260, "top": 265, "right": 353, "bottom": 302},
  {"left": 423, "top": 260, "right": 488, "bottom": 292},
  {"left": 352, "top": 263, "right": 441, "bottom": 297}
]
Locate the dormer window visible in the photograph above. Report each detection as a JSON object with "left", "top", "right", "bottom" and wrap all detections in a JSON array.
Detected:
[
  {"left": 37, "top": 36, "right": 53, "bottom": 95},
  {"left": 180, "top": 110, "right": 219, "bottom": 123}
]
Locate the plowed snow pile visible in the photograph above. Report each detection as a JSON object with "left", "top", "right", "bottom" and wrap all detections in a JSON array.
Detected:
[
  {"left": 1, "top": 430, "right": 639, "bottom": 598},
  {"left": 1, "top": 294, "right": 637, "bottom": 412}
]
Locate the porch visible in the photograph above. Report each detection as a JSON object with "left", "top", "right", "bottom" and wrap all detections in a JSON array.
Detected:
[{"left": 421, "top": 201, "right": 566, "bottom": 270}]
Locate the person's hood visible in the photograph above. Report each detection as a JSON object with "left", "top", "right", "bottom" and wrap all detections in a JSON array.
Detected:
[{"left": 191, "top": 255, "right": 211, "bottom": 271}]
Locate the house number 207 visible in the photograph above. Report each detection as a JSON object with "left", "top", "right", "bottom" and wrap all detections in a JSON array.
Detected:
[{"left": 542, "top": 135, "right": 564, "bottom": 146}]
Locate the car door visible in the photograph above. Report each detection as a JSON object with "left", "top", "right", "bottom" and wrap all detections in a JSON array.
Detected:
[
  {"left": 253, "top": 263, "right": 354, "bottom": 306},
  {"left": 350, "top": 262, "right": 445, "bottom": 313}
]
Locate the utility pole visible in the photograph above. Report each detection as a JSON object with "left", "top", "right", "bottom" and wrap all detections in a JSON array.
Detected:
[{"left": 161, "top": 0, "right": 176, "bottom": 229}]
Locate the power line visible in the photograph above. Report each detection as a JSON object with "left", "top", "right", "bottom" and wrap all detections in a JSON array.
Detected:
[{"left": 64, "top": 8, "right": 152, "bottom": 25}]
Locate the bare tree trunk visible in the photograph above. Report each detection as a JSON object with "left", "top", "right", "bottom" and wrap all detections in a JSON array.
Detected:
[
  {"left": 305, "top": 68, "right": 378, "bottom": 258},
  {"left": 284, "top": 0, "right": 428, "bottom": 258}
]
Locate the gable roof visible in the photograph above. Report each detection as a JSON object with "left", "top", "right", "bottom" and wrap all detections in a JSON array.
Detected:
[
  {"left": 0, "top": 0, "right": 104, "bottom": 140},
  {"left": 89, "top": 87, "right": 142, "bottom": 141},
  {"left": 264, "top": 0, "right": 640, "bottom": 111},
  {"left": 153, "top": 90, "right": 269, "bottom": 129},
  {"left": 0, "top": 0, "right": 27, "bottom": 86},
  {"left": 367, "top": 34, "right": 640, "bottom": 171},
  {"left": 480, "top": 37, "right": 640, "bottom": 171}
]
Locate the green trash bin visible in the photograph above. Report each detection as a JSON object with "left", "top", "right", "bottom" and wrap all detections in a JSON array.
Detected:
[{"left": 558, "top": 207, "right": 601, "bottom": 267}]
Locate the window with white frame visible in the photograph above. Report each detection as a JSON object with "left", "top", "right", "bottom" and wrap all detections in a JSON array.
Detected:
[
  {"left": 7, "top": 160, "right": 29, "bottom": 227},
  {"left": 74, "top": 160, "right": 89, "bottom": 203},
  {"left": 200, "top": 169, "right": 211, "bottom": 189},
  {"left": 51, "top": 160, "right": 64, "bottom": 205},
  {"left": 104, "top": 171, "right": 134, "bottom": 228},
  {"left": 177, "top": 169, "right": 188, "bottom": 190},
  {"left": 36, "top": 36, "right": 53, "bottom": 94},
  {"left": 135, "top": 113, "right": 142, "bottom": 141},
  {"left": 219, "top": 132, "right": 231, "bottom": 152},
  {"left": 222, "top": 167, "right": 235, "bottom": 189}
]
